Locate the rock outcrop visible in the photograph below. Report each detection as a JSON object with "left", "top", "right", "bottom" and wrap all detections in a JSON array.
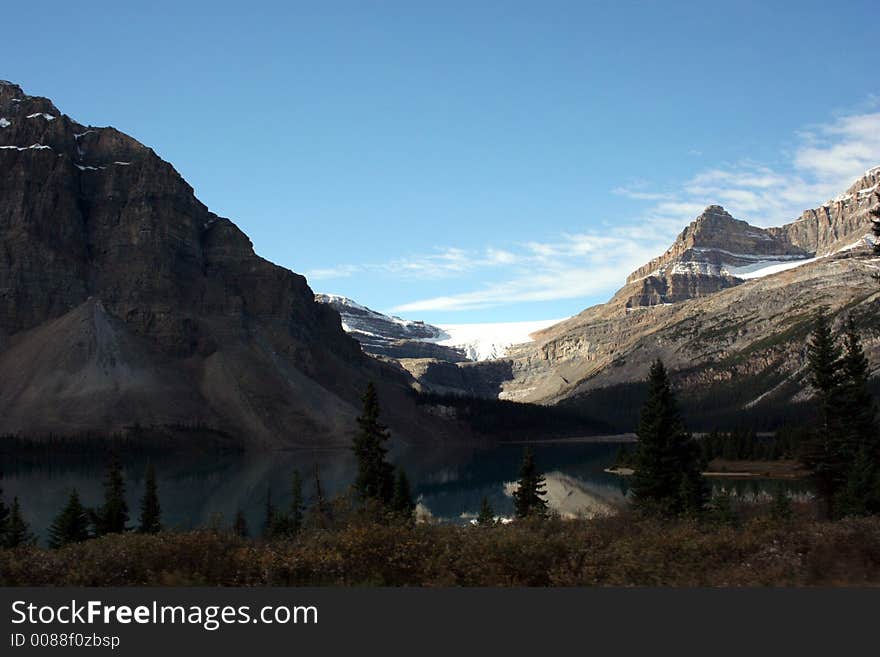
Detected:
[
  {"left": 0, "top": 82, "right": 450, "bottom": 447},
  {"left": 619, "top": 206, "right": 810, "bottom": 307}
]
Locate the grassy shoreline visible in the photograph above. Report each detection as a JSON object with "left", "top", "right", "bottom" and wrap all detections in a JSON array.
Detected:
[
  {"left": 2, "top": 512, "right": 878, "bottom": 586},
  {"left": 606, "top": 458, "right": 809, "bottom": 480}
]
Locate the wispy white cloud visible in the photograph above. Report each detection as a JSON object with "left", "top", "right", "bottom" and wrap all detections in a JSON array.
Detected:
[
  {"left": 611, "top": 186, "right": 674, "bottom": 201},
  {"left": 306, "top": 264, "right": 362, "bottom": 280},
  {"left": 793, "top": 113, "right": 880, "bottom": 184},
  {"left": 389, "top": 231, "right": 668, "bottom": 313},
  {"left": 312, "top": 108, "right": 880, "bottom": 314},
  {"left": 637, "top": 111, "right": 880, "bottom": 228},
  {"left": 307, "top": 247, "right": 488, "bottom": 281}
]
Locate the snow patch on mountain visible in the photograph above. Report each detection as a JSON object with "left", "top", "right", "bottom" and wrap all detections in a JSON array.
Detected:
[
  {"left": 316, "top": 293, "right": 560, "bottom": 361},
  {"left": 724, "top": 233, "right": 872, "bottom": 280},
  {"left": 430, "top": 319, "right": 562, "bottom": 361},
  {"left": 317, "top": 293, "right": 444, "bottom": 340},
  {"left": 723, "top": 257, "right": 818, "bottom": 280},
  {"left": 0, "top": 144, "right": 52, "bottom": 151}
]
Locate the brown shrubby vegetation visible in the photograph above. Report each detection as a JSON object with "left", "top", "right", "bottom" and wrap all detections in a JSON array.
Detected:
[{"left": 3, "top": 509, "right": 880, "bottom": 587}]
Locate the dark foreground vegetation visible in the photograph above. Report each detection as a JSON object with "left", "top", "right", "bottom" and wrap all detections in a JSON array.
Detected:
[{"left": 3, "top": 510, "right": 880, "bottom": 586}]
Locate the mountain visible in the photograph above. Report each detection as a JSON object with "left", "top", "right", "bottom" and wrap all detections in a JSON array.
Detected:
[
  {"left": 618, "top": 205, "right": 812, "bottom": 308},
  {"left": 411, "top": 170, "right": 880, "bottom": 429},
  {"left": 0, "top": 81, "right": 452, "bottom": 447},
  {"left": 315, "top": 293, "right": 559, "bottom": 362},
  {"left": 314, "top": 294, "right": 467, "bottom": 362}
]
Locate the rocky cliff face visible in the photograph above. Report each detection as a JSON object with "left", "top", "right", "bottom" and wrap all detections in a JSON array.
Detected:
[
  {"left": 0, "top": 82, "right": 447, "bottom": 447},
  {"left": 619, "top": 206, "right": 811, "bottom": 308},
  {"left": 615, "top": 170, "right": 879, "bottom": 309}
]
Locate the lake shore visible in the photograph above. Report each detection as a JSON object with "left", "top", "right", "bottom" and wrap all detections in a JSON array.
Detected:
[
  {"left": 606, "top": 458, "right": 809, "bottom": 479},
  {"left": 507, "top": 433, "right": 638, "bottom": 445}
]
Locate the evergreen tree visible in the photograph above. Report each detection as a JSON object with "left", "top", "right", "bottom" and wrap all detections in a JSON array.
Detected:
[
  {"left": 476, "top": 496, "right": 495, "bottom": 527},
  {"left": 4, "top": 497, "right": 34, "bottom": 548},
  {"left": 512, "top": 447, "right": 548, "bottom": 519},
  {"left": 273, "top": 470, "right": 306, "bottom": 538},
  {"left": 0, "top": 486, "right": 9, "bottom": 540},
  {"left": 138, "top": 464, "right": 161, "bottom": 534},
  {"left": 708, "top": 489, "right": 739, "bottom": 527},
  {"left": 263, "top": 485, "right": 276, "bottom": 538},
  {"left": 679, "top": 469, "right": 709, "bottom": 519},
  {"left": 770, "top": 488, "right": 793, "bottom": 522},
  {"left": 48, "top": 489, "right": 91, "bottom": 549},
  {"left": 613, "top": 444, "right": 633, "bottom": 469},
  {"left": 835, "top": 447, "right": 880, "bottom": 517},
  {"left": 839, "top": 318, "right": 878, "bottom": 454},
  {"left": 630, "top": 359, "right": 707, "bottom": 516},
  {"left": 93, "top": 455, "right": 129, "bottom": 536},
  {"left": 307, "top": 464, "right": 331, "bottom": 530},
  {"left": 288, "top": 469, "right": 305, "bottom": 535},
  {"left": 802, "top": 309, "right": 848, "bottom": 513},
  {"left": 390, "top": 468, "right": 415, "bottom": 519},
  {"left": 352, "top": 382, "right": 394, "bottom": 505},
  {"left": 232, "top": 509, "right": 249, "bottom": 538},
  {"left": 807, "top": 308, "right": 843, "bottom": 428}
]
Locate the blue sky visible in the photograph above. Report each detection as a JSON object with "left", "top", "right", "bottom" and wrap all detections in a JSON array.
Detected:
[{"left": 4, "top": 1, "right": 879, "bottom": 322}]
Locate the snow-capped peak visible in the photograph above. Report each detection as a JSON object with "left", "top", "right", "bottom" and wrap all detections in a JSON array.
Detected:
[{"left": 316, "top": 293, "right": 562, "bottom": 361}]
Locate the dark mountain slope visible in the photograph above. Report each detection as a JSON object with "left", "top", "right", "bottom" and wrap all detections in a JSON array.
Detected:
[{"left": 0, "top": 81, "right": 449, "bottom": 447}]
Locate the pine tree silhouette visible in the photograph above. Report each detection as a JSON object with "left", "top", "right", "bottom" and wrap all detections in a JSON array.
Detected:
[
  {"left": 138, "top": 464, "right": 161, "bottom": 534},
  {"left": 232, "top": 509, "right": 249, "bottom": 538},
  {"left": 263, "top": 485, "right": 276, "bottom": 538},
  {"left": 307, "top": 464, "right": 331, "bottom": 530},
  {"left": 93, "top": 454, "right": 129, "bottom": 535},
  {"left": 0, "top": 485, "right": 9, "bottom": 539},
  {"left": 512, "top": 447, "right": 548, "bottom": 519},
  {"left": 476, "top": 496, "right": 495, "bottom": 527},
  {"left": 630, "top": 359, "right": 706, "bottom": 516},
  {"left": 273, "top": 470, "right": 305, "bottom": 538},
  {"left": 352, "top": 382, "right": 394, "bottom": 505},
  {"left": 390, "top": 468, "right": 415, "bottom": 519},
  {"left": 840, "top": 318, "right": 878, "bottom": 454},
  {"left": 802, "top": 309, "right": 849, "bottom": 514},
  {"left": 4, "top": 497, "right": 34, "bottom": 548},
  {"left": 48, "top": 489, "right": 91, "bottom": 548},
  {"left": 770, "top": 488, "right": 793, "bottom": 522}
]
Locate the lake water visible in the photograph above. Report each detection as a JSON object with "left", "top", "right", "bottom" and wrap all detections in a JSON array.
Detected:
[{"left": 0, "top": 442, "right": 812, "bottom": 545}]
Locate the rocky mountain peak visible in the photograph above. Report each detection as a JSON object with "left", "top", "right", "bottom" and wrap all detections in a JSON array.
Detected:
[
  {"left": 0, "top": 80, "right": 25, "bottom": 97},
  {"left": 842, "top": 166, "right": 880, "bottom": 198},
  {"left": 696, "top": 204, "right": 730, "bottom": 219},
  {"left": 0, "top": 81, "right": 61, "bottom": 121},
  {"left": 678, "top": 205, "right": 741, "bottom": 243},
  {"left": 0, "top": 82, "right": 445, "bottom": 447}
]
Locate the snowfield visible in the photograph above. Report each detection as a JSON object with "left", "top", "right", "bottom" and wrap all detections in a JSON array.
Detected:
[
  {"left": 429, "top": 318, "right": 562, "bottom": 361},
  {"left": 316, "top": 293, "right": 561, "bottom": 361},
  {"left": 723, "top": 257, "right": 818, "bottom": 280}
]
